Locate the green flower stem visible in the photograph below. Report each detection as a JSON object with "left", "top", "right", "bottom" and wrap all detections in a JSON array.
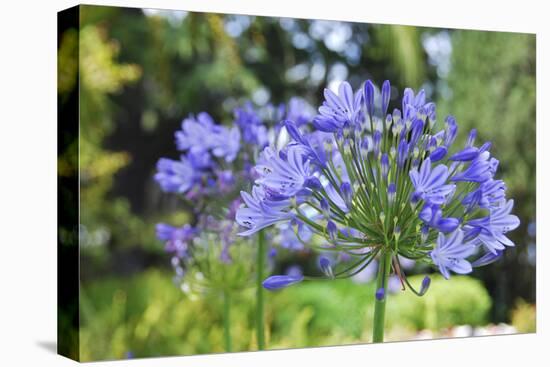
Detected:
[
  {"left": 256, "top": 230, "right": 266, "bottom": 350},
  {"left": 372, "top": 251, "right": 392, "bottom": 343},
  {"left": 223, "top": 290, "right": 232, "bottom": 352}
]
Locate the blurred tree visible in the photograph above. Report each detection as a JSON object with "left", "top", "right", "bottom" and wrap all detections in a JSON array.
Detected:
[
  {"left": 78, "top": 18, "right": 144, "bottom": 276},
  {"left": 437, "top": 30, "right": 536, "bottom": 320}
]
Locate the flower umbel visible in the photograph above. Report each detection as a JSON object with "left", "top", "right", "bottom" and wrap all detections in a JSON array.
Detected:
[{"left": 236, "top": 79, "right": 519, "bottom": 292}]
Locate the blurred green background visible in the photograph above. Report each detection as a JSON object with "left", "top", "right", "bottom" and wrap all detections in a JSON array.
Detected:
[{"left": 58, "top": 5, "right": 536, "bottom": 361}]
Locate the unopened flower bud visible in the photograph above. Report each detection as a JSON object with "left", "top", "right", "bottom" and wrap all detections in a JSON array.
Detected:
[
  {"left": 327, "top": 221, "right": 338, "bottom": 243},
  {"left": 341, "top": 182, "right": 353, "bottom": 209},
  {"left": 375, "top": 287, "right": 385, "bottom": 301}
]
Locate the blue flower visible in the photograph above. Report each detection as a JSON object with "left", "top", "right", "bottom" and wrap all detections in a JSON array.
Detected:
[
  {"left": 282, "top": 120, "right": 331, "bottom": 166},
  {"left": 234, "top": 102, "right": 269, "bottom": 148},
  {"left": 402, "top": 88, "right": 435, "bottom": 122},
  {"left": 430, "top": 230, "right": 475, "bottom": 279},
  {"left": 176, "top": 112, "right": 242, "bottom": 163},
  {"left": 285, "top": 97, "right": 315, "bottom": 127},
  {"left": 211, "top": 126, "right": 241, "bottom": 162},
  {"left": 465, "top": 199, "right": 520, "bottom": 254},
  {"left": 313, "top": 82, "right": 362, "bottom": 132},
  {"left": 410, "top": 158, "right": 456, "bottom": 204},
  {"left": 451, "top": 151, "right": 494, "bottom": 183},
  {"left": 175, "top": 112, "right": 217, "bottom": 151},
  {"left": 256, "top": 145, "right": 314, "bottom": 198},
  {"left": 154, "top": 157, "right": 196, "bottom": 193},
  {"left": 236, "top": 186, "right": 294, "bottom": 236},
  {"left": 155, "top": 223, "right": 196, "bottom": 258},
  {"left": 462, "top": 179, "right": 506, "bottom": 209}
]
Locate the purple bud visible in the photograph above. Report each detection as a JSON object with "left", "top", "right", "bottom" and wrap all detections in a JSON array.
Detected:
[
  {"left": 467, "top": 129, "right": 477, "bottom": 147},
  {"left": 421, "top": 225, "right": 429, "bottom": 243},
  {"left": 327, "top": 220, "right": 338, "bottom": 242},
  {"left": 320, "top": 198, "right": 330, "bottom": 217},
  {"left": 340, "top": 182, "right": 353, "bottom": 208},
  {"left": 409, "top": 118, "right": 424, "bottom": 148},
  {"left": 436, "top": 218, "right": 460, "bottom": 233},
  {"left": 373, "top": 131, "right": 382, "bottom": 157},
  {"left": 392, "top": 108, "right": 402, "bottom": 121},
  {"left": 262, "top": 275, "right": 304, "bottom": 290},
  {"left": 319, "top": 256, "right": 331, "bottom": 268},
  {"left": 419, "top": 276, "right": 431, "bottom": 296},
  {"left": 336, "top": 130, "right": 344, "bottom": 145},
  {"left": 388, "top": 182, "right": 396, "bottom": 203},
  {"left": 449, "top": 146, "right": 479, "bottom": 161},
  {"left": 419, "top": 204, "right": 435, "bottom": 223},
  {"left": 156, "top": 223, "right": 175, "bottom": 241},
  {"left": 397, "top": 139, "right": 408, "bottom": 168},
  {"left": 268, "top": 247, "right": 278, "bottom": 258},
  {"left": 305, "top": 176, "right": 322, "bottom": 190},
  {"left": 360, "top": 136, "right": 371, "bottom": 156},
  {"left": 375, "top": 287, "right": 385, "bottom": 301},
  {"left": 426, "top": 136, "right": 437, "bottom": 151},
  {"left": 425, "top": 102, "right": 436, "bottom": 124},
  {"left": 385, "top": 114, "right": 392, "bottom": 129},
  {"left": 283, "top": 119, "right": 306, "bottom": 146},
  {"left": 393, "top": 226, "right": 401, "bottom": 238},
  {"left": 429, "top": 146, "right": 447, "bottom": 162},
  {"left": 381, "top": 153, "right": 389, "bottom": 180},
  {"left": 381, "top": 80, "right": 391, "bottom": 116},
  {"left": 479, "top": 141, "right": 492, "bottom": 153},
  {"left": 318, "top": 256, "right": 334, "bottom": 278},
  {"left": 444, "top": 116, "right": 458, "bottom": 147},
  {"left": 364, "top": 80, "right": 375, "bottom": 116}
]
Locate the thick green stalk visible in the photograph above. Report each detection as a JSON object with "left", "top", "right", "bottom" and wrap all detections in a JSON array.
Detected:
[
  {"left": 223, "top": 291, "right": 232, "bottom": 352},
  {"left": 256, "top": 230, "right": 266, "bottom": 350},
  {"left": 372, "top": 251, "right": 392, "bottom": 343}
]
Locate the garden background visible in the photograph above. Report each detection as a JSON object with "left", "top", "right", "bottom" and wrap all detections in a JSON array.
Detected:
[{"left": 57, "top": 5, "right": 536, "bottom": 361}]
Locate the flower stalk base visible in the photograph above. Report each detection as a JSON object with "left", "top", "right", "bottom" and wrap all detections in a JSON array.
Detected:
[
  {"left": 256, "top": 230, "right": 266, "bottom": 350},
  {"left": 372, "top": 251, "right": 392, "bottom": 343},
  {"left": 223, "top": 291, "right": 232, "bottom": 352}
]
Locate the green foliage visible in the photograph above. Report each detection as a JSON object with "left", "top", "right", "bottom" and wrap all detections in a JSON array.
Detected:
[
  {"left": 79, "top": 271, "right": 491, "bottom": 360},
  {"left": 510, "top": 299, "right": 536, "bottom": 333},
  {"left": 387, "top": 275, "right": 491, "bottom": 331},
  {"left": 437, "top": 31, "right": 536, "bottom": 319},
  {"left": 438, "top": 31, "right": 536, "bottom": 219}
]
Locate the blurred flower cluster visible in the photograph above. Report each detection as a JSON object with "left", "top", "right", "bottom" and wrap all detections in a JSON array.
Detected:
[
  {"left": 154, "top": 98, "right": 315, "bottom": 291},
  {"left": 236, "top": 80, "right": 520, "bottom": 293}
]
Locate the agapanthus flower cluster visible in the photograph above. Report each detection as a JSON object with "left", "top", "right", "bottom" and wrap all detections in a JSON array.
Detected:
[
  {"left": 236, "top": 80, "right": 520, "bottom": 293},
  {"left": 155, "top": 99, "right": 315, "bottom": 288}
]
